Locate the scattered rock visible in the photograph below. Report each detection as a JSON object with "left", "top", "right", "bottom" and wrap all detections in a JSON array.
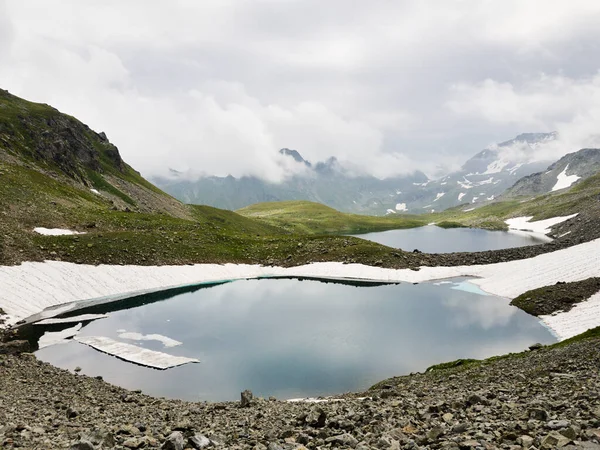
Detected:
[
  {"left": 241, "top": 389, "right": 254, "bottom": 407},
  {"left": 161, "top": 431, "right": 185, "bottom": 450}
]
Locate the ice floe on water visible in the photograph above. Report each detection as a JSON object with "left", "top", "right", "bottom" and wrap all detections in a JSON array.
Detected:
[
  {"left": 33, "top": 228, "right": 85, "bottom": 236},
  {"left": 118, "top": 331, "right": 182, "bottom": 348},
  {"left": 75, "top": 336, "right": 199, "bottom": 369},
  {"left": 38, "top": 323, "right": 82, "bottom": 349}
]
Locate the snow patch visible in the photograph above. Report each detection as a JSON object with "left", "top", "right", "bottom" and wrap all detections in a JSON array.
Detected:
[
  {"left": 458, "top": 192, "right": 466, "bottom": 201},
  {"left": 75, "top": 336, "right": 198, "bottom": 369},
  {"left": 33, "top": 228, "right": 84, "bottom": 236},
  {"left": 505, "top": 214, "right": 578, "bottom": 235},
  {"left": 90, "top": 189, "right": 100, "bottom": 195},
  {"left": 433, "top": 192, "right": 445, "bottom": 202},
  {"left": 483, "top": 159, "right": 509, "bottom": 175},
  {"left": 540, "top": 292, "right": 600, "bottom": 340},
  {"left": 463, "top": 208, "right": 475, "bottom": 212},
  {"left": 395, "top": 203, "right": 407, "bottom": 212},
  {"left": 552, "top": 164, "right": 581, "bottom": 192},
  {"left": 386, "top": 209, "right": 396, "bottom": 215}
]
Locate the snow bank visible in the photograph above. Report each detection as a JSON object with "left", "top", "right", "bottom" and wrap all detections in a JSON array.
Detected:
[
  {"left": 35, "top": 314, "right": 108, "bottom": 325},
  {"left": 505, "top": 214, "right": 578, "bottom": 235},
  {"left": 540, "top": 291, "right": 600, "bottom": 340},
  {"left": 33, "top": 228, "right": 84, "bottom": 236},
  {"left": 552, "top": 164, "right": 581, "bottom": 192},
  {"left": 1, "top": 237, "right": 600, "bottom": 340},
  {"left": 75, "top": 336, "right": 198, "bottom": 369}
]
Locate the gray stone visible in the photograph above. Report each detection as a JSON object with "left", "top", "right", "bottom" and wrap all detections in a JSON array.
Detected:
[
  {"left": 162, "top": 431, "right": 185, "bottom": 450},
  {"left": 517, "top": 435, "right": 534, "bottom": 447},
  {"left": 547, "top": 420, "right": 570, "bottom": 430},
  {"left": 306, "top": 406, "right": 327, "bottom": 428},
  {"left": 540, "top": 431, "right": 571, "bottom": 448},
  {"left": 189, "top": 434, "right": 211, "bottom": 449},
  {"left": 70, "top": 440, "right": 95, "bottom": 450},
  {"left": 325, "top": 433, "right": 359, "bottom": 448},
  {"left": 241, "top": 389, "right": 254, "bottom": 407},
  {"left": 529, "top": 408, "right": 549, "bottom": 421}
]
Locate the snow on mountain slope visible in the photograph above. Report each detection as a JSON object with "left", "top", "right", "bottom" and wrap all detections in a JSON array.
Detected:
[
  {"left": 505, "top": 148, "right": 600, "bottom": 198},
  {"left": 552, "top": 164, "right": 581, "bottom": 192}
]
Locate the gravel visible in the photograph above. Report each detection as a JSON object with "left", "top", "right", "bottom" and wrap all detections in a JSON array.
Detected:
[{"left": 1, "top": 336, "right": 600, "bottom": 449}]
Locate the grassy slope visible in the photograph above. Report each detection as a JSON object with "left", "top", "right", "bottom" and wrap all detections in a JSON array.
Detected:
[
  {"left": 237, "top": 170, "right": 600, "bottom": 236},
  {"left": 428, "top": 172, "right": 600, "bottom": 230},
  {"left": 237, "top": 200, "right": 428, "bottom": 234},
  {"left": 1, "top": 90, "right": 425, "bottom": 268}
]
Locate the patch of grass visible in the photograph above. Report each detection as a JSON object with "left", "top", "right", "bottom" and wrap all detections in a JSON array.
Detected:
[
  {"left": 435, "top": 221, "right": 465, "bottom": 229},
  {"left": 425, "top": 358, "right": 479, "bottom": 372}
]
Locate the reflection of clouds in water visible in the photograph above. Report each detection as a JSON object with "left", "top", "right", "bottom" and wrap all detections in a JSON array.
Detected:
[
  {"left": 442, "top": 296, "right": 517, "bottom": 329},
  {"left": 36, "top": 279, "right": 554, "bottom": 401}
]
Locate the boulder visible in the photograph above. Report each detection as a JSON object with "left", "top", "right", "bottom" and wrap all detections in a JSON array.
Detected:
[
  {"left": 189, "top": 434, "right": 211, "bottom": 449},
  {"left": 241, "top": 390, "right": 254, "bottom": 407},
  {"left": 540, "top": 431, "right": 571, "bottom": 448},
  {"left": 69, "top": 440, "right": 95, "bottom": 450},
  {"left": 162, "top": 431, "right": 185, "bottom": 450}
]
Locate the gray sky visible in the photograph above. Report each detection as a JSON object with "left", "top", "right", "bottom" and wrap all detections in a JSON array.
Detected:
[{"left": 1, "top": 0, "right": 600, "bottom": 181}]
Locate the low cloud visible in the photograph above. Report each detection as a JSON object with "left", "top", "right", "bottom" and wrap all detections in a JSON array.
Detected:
[
  {"left": 2, "top": 1, "right": 600, "bottom": 181},
  {"left": 447, "top": 73, "right": 600, "bottom": 163}
]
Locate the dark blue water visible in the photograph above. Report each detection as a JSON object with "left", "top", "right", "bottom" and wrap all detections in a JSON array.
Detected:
[
  {"left": 353, "top": 226, "right": 547, "bottom": 253},
  {"left": 34, "top": 278, "right": 555, "bottom": 401}
]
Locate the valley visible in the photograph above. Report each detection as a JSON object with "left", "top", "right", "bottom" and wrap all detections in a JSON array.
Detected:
[{"left": 1, "top": 89, "right": 600, "bottom": 449}]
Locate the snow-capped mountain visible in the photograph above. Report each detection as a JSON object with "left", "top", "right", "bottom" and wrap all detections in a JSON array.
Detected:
[
  {"left": 504, "top": 148, "right": 600, "bottom": 198},
  {"left": 380, "top": 132, "right": 557, "bottom": 213},
  {"left": 153, "top": 132, "right": 560, "bottom": 214}
]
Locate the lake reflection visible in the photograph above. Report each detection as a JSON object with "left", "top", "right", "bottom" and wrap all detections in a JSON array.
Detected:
[
  {"left": 353, "top": 226, "right": 547, "bottom": 253},
  {"left": 35, "top": 278, "right": 555, "bottom": 401}
]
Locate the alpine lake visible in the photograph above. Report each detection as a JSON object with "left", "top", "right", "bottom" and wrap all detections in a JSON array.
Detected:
[{"left": 28, "top": 227, "right": 556, "bottom": 402}]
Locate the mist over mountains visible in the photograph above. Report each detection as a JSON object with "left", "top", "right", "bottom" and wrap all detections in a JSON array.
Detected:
[{"left": 153, "top": 132, "right": 565, "bottom": 214}]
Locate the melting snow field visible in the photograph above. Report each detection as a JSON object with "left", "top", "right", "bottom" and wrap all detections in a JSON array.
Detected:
[
  {"left": 1, "top": 235, "right": 600, "bottom": 340},
  {"left": 552, "top": 165, "right": 581, "bottom": 192},
  {"left": 505, "top": 214, "right": 578, "bottom": 235}
]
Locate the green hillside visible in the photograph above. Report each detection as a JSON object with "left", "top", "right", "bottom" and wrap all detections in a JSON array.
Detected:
[
  {"left": 237, "top": 200, "right": 427, "bottom": 234},
  {"left": 0, "top": 89, "right": 423, "bottom": 268}
]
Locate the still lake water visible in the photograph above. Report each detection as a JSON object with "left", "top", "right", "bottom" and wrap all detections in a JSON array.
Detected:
[
  {"left": 353, "top": 226, "right": 547, "bottom": 253},
  {"left": 34, "top": 278, "right": 555, "bottom": 401}
]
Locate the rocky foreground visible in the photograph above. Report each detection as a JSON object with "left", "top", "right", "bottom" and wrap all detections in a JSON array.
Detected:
[{"left": 1, "top": 334, "right": 600, "bottom": 450}]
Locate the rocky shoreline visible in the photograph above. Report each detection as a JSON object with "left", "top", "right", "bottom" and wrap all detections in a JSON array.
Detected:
[
  {"left": 1, "top": 208, "right": 599, "bottom": 449},
  {"left": 1, "top": 332, "right": 599, "bottom": 449}
]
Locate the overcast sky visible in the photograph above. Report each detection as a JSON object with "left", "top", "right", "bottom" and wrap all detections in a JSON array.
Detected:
[{"left": 2, "top": 1, "right": 600, "bottom": 181}]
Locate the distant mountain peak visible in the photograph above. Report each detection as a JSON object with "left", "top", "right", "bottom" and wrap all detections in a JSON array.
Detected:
[{"left": 279, "top": 148, "right": 312, "bottom": 167}]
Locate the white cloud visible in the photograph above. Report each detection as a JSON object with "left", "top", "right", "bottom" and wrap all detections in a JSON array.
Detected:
[
  {"left": 2, "top": 0, "right": 600, "bottom": 180},
  {"left": 447, "top": 73, "right": 600, "bottom": 162}
]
